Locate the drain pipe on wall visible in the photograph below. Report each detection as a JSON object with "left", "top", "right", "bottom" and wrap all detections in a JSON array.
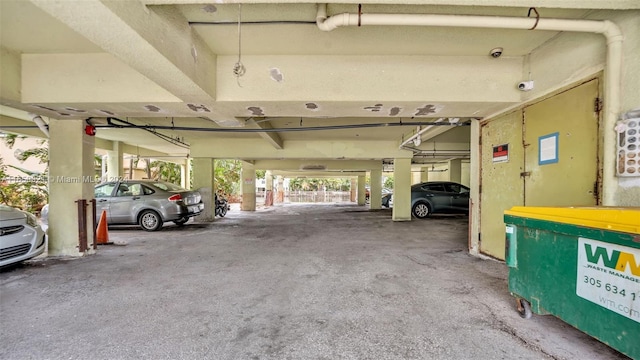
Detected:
[{"left": 317, "top": 4, "right": 623, "bottom": 205}]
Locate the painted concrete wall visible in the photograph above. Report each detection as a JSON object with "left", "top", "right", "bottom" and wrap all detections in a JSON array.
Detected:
[
  {"left": 461, "top": 161, "right": 471, "bottom": 187},
  {"left": 524, "top": 10, "right": 640, "bottom": 206}
]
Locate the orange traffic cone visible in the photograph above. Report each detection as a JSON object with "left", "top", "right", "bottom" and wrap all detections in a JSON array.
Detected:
[{"left": 96, "top": 210, "right": 110, "bottom": 245}]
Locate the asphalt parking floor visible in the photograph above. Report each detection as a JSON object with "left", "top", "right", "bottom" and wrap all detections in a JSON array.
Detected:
[{"left": 0, "top": 203, "right": 630, "bottom": 360}]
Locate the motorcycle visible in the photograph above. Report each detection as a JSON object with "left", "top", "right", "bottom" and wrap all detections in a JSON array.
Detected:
[{"left": 215, "top": 193, "right": 229, "bottom": 217}]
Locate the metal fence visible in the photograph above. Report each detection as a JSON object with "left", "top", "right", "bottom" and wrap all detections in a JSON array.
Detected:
[{"left": 256, "top": 190, "right": 352, "bottom": 203}]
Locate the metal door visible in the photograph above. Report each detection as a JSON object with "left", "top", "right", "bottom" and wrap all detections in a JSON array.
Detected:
[
  {"left": 480, "top": 111, "right": 525, "bottom": 259},
  {"left": 523, "top": 79, "right": 600, "bottom": 206}
]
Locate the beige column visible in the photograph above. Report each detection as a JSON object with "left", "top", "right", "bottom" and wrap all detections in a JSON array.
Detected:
[
  {"left": 265, "top": 170, "right": 274, "bottom": 206},
  {"left": 421, "top": 166, "right": 429, "bottom": 182},
  {"left": 392, "top": 158, "right": 412, "bottom": 221},
  {"left": 350, "top": 177, "right": 357, "bottom": 202},
  {"left": 180, "top": 158, "right": 191, "bottom": 189},
  {"left": 357, "top": 175, "right": 366, "bottom": 206},
  {"left": 448, "top": 158, "right": 462, "bottom": 183},
  {"left": 192, "top": 158, "right": 215, "bottom": 221},
  {"left": 369, "top": 169, "right": 382, "bottom": 210},
  {"left": 105, "top": 141, "right": 123, "bottom": 182},
  {"left": 469, "top": 120, "right": 481, "bottom": 256},
  {"left": 48, "top": 119, "right": 96, "bottom": 256},
  {"left": 241, "top": 161, "right": 256, "bottom": 211},
  {"left": 411, "top": 167, "right": 421, "bottom": 185}
]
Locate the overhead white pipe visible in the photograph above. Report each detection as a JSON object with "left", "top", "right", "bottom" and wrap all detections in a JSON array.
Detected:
[
  {"left": 399, "top": 117, "right": 446, "bottom": 149},
  {"left": 28, "top": 114, "right": 49, "bottom": 138},
  {"left": 317, "top": 4, "right": 623, "bottom": 204}
]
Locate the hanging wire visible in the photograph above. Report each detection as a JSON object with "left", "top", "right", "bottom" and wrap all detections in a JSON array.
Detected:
[{"left": 233, "top": 3, "right": 246, "bottom": 85}]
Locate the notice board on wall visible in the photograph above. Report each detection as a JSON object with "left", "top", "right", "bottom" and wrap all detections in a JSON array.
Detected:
[{"left": 492, "top": 144, "right": 509, "bottom": 163}]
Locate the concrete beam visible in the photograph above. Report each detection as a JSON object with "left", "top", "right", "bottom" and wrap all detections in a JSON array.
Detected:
[
  {"left": 28, "top": 0, "right": 240, "bottom": 125},
  {"left": 192, "top": 139, "right": 412, "bottom": 160},
  {"left": 253, "top": 159, "right": 382, "bottom": 171},
  {"left": 121, "top": 144, "right": 171, "bottom": 158},
  {"left": 271, "top": 171, "right": 366, "bottom": 177},
  {"left": 217, "top": 55, "right": 521, "bottom": 104},
  {"left": 142, "top": 0, "right": 640, "bottom": 9},
  {"left": 245, "top": 119, "right": 284, "bottom": 150}
]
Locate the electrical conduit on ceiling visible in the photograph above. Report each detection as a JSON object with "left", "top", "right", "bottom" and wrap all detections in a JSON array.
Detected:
[{"left": 316, "top": 4, "right": 623, "bottom": 204}]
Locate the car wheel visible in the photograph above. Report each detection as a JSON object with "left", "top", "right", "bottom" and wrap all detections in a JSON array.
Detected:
[
  {"left": 173, "top": 217, "right": 189, "bottom": 226},
  {"left": 412, "top": 202, "right": 431, "bottom": 219},
  {"left": 139, "top": 210, "right": 163, "bottom": 231}
]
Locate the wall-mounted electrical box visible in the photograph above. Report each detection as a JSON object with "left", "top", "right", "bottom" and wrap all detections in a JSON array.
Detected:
[{"left": 616, "top": 114, "right": 640, "bottom": 177}]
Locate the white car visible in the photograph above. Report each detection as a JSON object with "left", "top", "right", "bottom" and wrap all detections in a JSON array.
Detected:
[{"left": 0, "top": 205, "right": 46, "bottom": 267}]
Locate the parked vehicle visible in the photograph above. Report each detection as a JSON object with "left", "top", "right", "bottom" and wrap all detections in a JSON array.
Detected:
[
  {"left": 215, "top": 193, "right": 229, "bottom": 217},
  {"left": 382, "top": 189, "right": 393, "bottom": 208},
  {"left": 0, "top": 205, "right": 46, "bottom": 267},
  {"left": 411, "top": 181, "right": 470, "bottom": 218},
  {"left": 94, "top": 180, "right": 204, "bottom": 231}
]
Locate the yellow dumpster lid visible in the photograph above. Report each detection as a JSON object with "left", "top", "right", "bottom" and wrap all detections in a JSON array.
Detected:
[{"left": 504, "top": 206, "right": 640, "bottom": 234}]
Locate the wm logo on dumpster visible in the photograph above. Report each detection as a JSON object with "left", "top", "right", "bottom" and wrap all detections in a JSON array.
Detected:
[{"left": 584, "top": 243, "right": 640, "bottom": 277}]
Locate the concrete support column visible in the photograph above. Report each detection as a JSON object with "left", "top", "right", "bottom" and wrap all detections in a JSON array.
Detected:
[
  {"left": 180, "top": 158, "right": 191, "bottom": 189},
  {"left": 192, "top": 158, "right": 215, "bottom": 222},
  {"left": 357, "top": 175, "right": 366, "bottom": 205},
  {"left": 350, "top": 178, "right": 357, "bottom": 202},
  {"left": 48, "top": 119, "right": 95, "bottom": 256},
  {"left": 276, "top": 176, "right": 284, "bottom": 203},
  {"left": 448, "top": 159, "right": 462, "bottom": 183},
  {"left": 241, "top": 161, "right": 256, "bottom": 211},
  {"left": 392, "top": 158, "right": 412, "bottom": 221},
  {"left": 105, "top": 141, "right": 123, "bottom": 182},
  {"left": 370, "top": 169, "right": 382, "bottom": 210},
  {"left": 411, "top": 167, "right": 421, "bottom": 185},
  {"left": 265, "top": 170, "right": 274, "bottom": 206},
  {"left": 469, "top": 121, "right": 481, "bottom": 256},
  {"left": 421, "top": 166, "right": 429, "bottom": 182}
]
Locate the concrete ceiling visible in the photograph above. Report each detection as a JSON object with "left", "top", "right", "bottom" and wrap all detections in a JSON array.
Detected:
[{"left": 1, "top": 0, "right": 637, "bottom": 165}]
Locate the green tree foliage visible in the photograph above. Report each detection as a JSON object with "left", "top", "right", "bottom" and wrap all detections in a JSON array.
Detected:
[
  {"left": 149, "top": 160, "right": 182, "bottom": 185},
  {"left": 383, "top": 175, "right": 394, "bottom": 189},
  {"left": 0, "top": 135, "right": 48, "bottom": 213},
  {"left": 288, "top": 178, "right": 350, "bottom": 191},
  {"left": 215, "top": 159, "right": 241, "bottom": 195}
]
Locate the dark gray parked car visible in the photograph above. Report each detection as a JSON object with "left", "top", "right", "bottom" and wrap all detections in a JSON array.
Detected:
[
  {"left": 411, "top": 181, "right": 470, "bottom": 218},
  {"left": 95, "top": 180, "right": 204, "bottom": 231}
]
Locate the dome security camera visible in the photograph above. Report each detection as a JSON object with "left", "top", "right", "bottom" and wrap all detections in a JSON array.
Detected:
[
  {"left": 517, "top": 81, "right": 534, "bottom": 91},
  {"left": 489, "top": 47, "right": 503, "bottom": 58}
]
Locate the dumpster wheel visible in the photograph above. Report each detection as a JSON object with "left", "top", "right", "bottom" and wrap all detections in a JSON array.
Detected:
[{"left": 516, "top": 298, "right": 532, "bottom": 319}]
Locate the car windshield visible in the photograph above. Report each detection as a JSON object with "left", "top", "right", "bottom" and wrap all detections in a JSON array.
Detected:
[{"left": 150, "top": 181, "right": 185, "bottom": 192}]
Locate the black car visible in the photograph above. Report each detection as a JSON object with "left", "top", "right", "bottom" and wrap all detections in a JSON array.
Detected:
[{"left": 411, "top": 181, "right": 469, "bottom": 218}]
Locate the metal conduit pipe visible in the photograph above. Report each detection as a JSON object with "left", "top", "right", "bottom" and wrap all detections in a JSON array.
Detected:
[
  {"left": 317, "top": 4, "right": 623, "bottom": 205},
  {"left": 399, "top": 117, "right": 446, "bottom": 150}
]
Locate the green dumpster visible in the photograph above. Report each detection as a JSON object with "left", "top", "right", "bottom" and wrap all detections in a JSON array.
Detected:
[{"left": 504, "top": 206, "right": 640, "bottom": 359}]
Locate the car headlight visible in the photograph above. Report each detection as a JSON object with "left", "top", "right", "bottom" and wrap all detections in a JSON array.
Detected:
[{"left": 25, "top": 212, "right": 39, "bottom": 228}]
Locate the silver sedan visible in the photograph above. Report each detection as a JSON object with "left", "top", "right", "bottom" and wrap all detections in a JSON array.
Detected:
[{"left": 95, "top": 180, "right": 204, "bottom": 231}]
